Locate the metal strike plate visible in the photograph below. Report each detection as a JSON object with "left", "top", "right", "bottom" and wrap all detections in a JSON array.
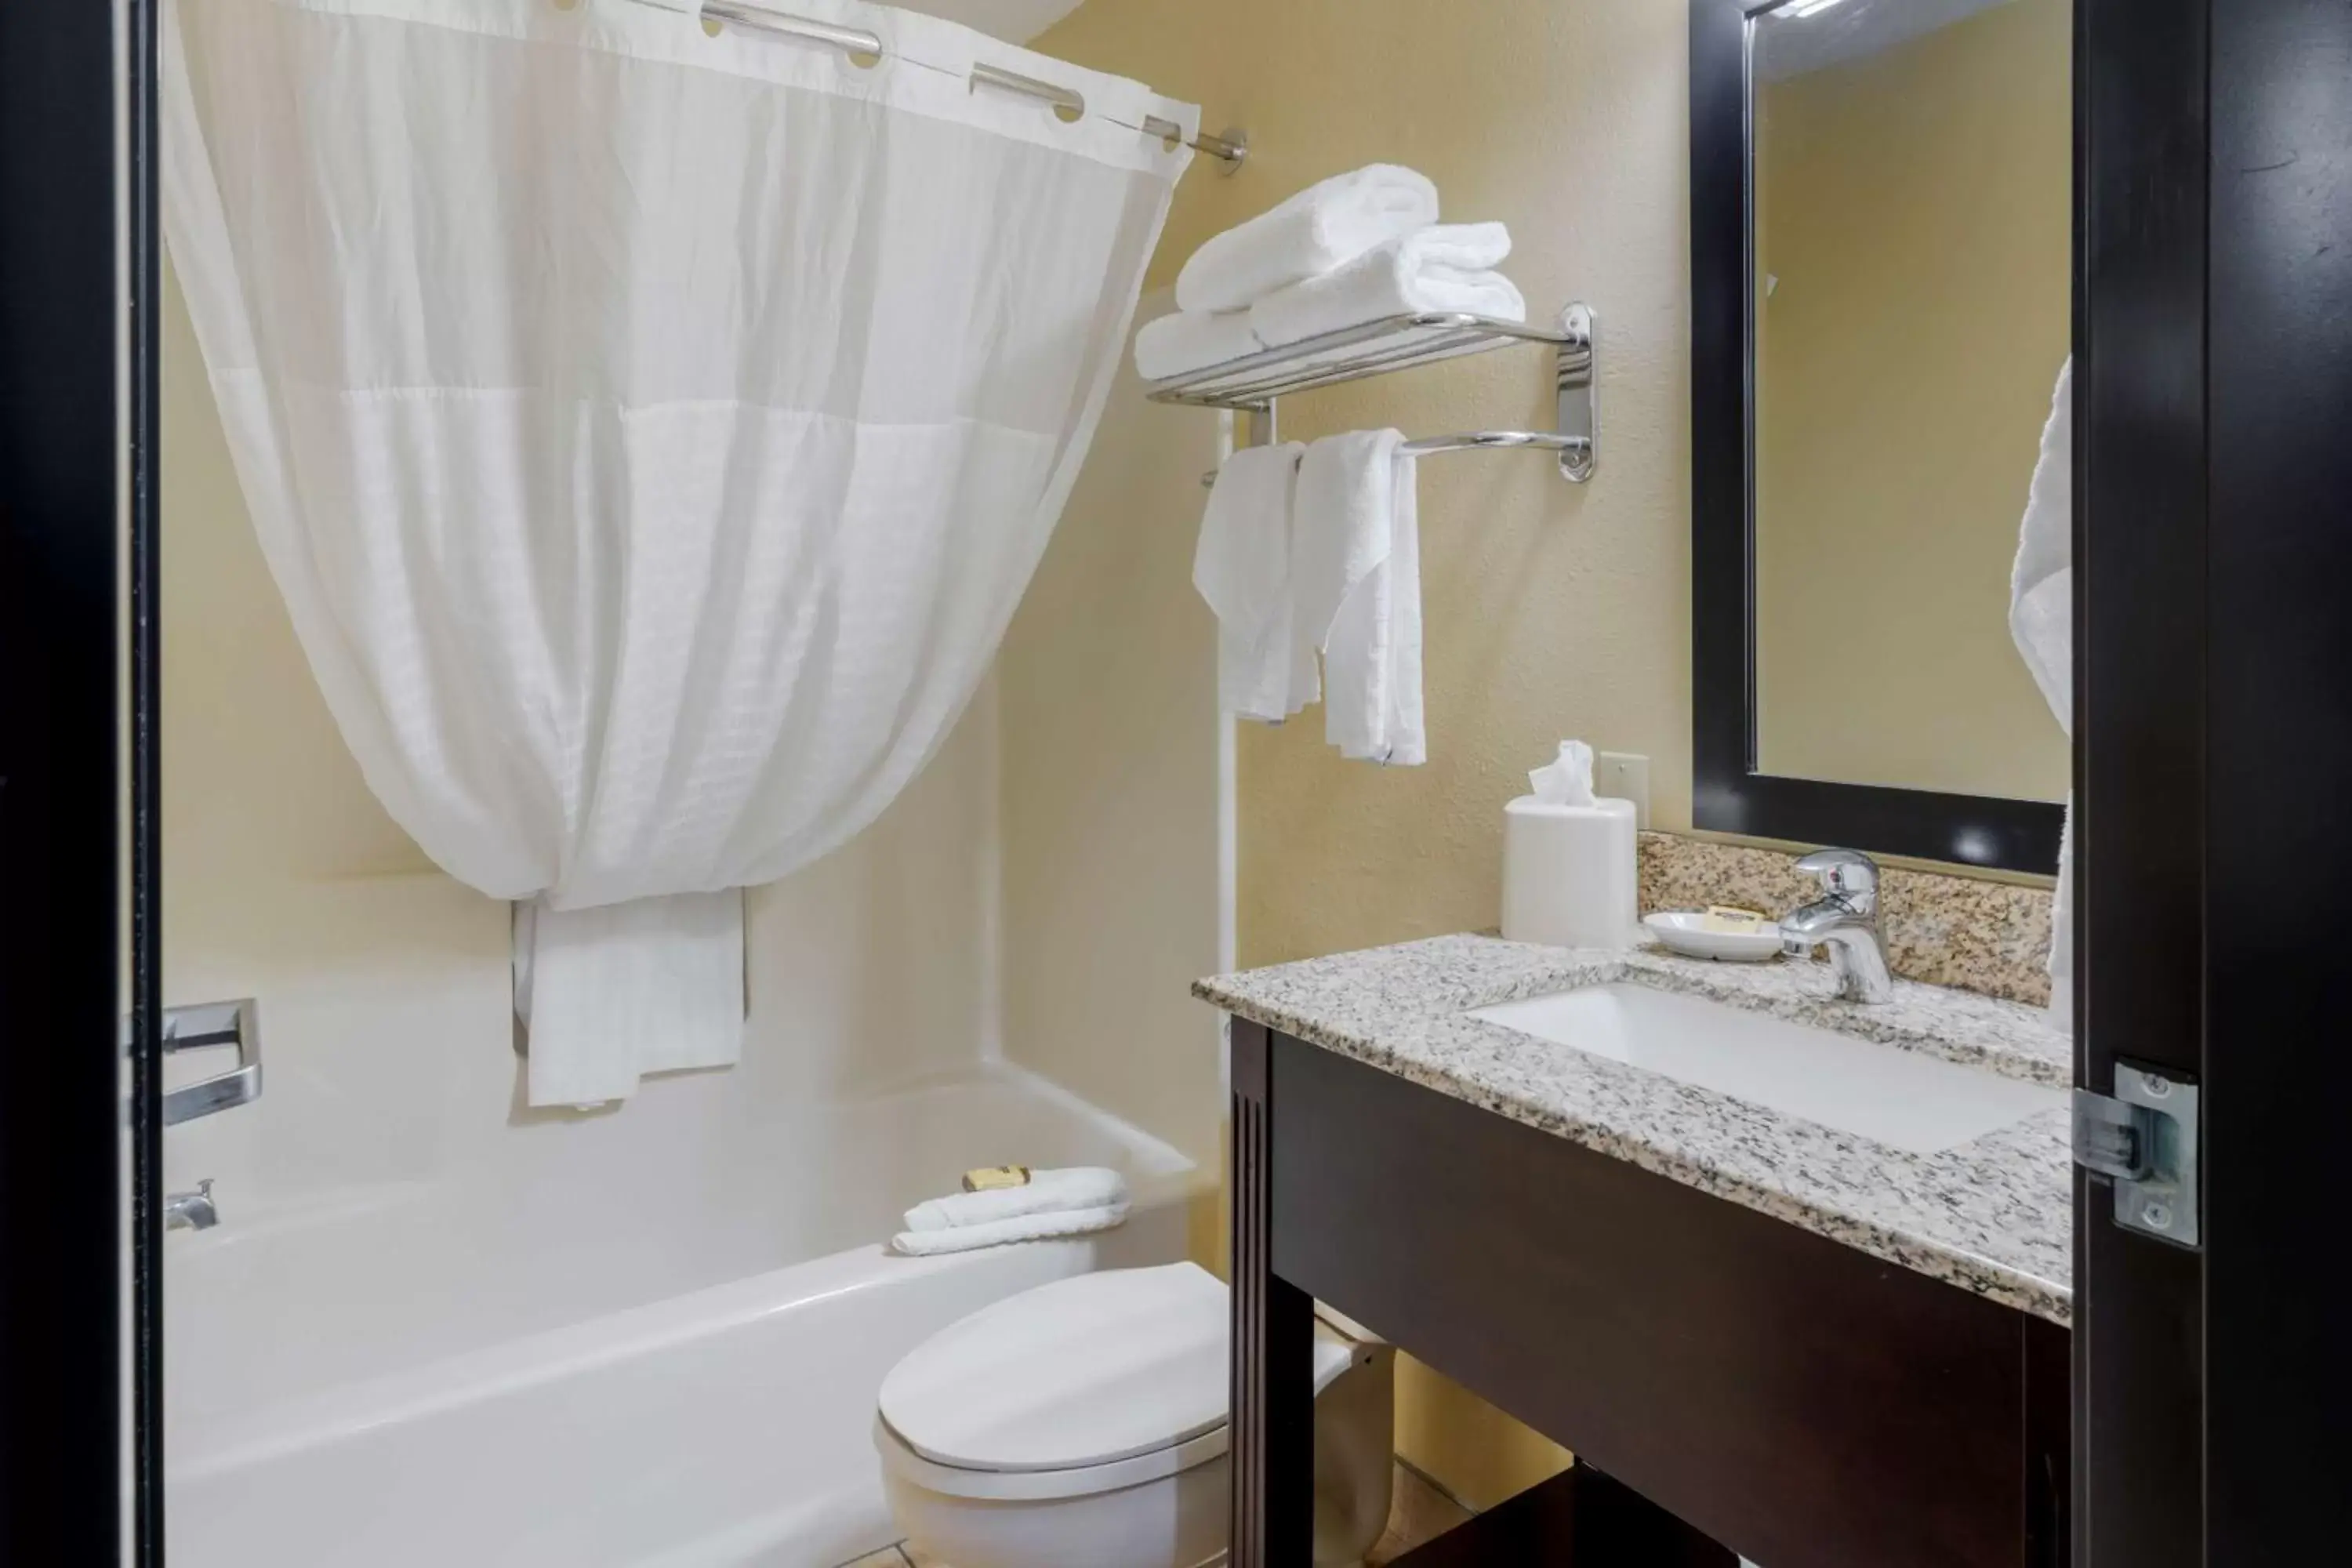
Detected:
[{"left": 2073, "top": 1060, "right": 2198, "bottom": 1248}]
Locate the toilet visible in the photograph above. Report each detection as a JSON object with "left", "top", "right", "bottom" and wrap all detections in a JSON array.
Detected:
[{"left": 874, "top": 1261, "right": 1396, "bottom": 1568}]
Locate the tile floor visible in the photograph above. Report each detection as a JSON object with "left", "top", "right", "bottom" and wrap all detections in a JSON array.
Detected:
[{"left": 837, "top": 1458, "right": 1474, "bottom": 1567}]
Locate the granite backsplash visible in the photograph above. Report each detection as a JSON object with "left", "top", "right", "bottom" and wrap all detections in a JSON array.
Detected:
[{"left": 1636, "top": 832, "right": 2056, "bottom": 1008}]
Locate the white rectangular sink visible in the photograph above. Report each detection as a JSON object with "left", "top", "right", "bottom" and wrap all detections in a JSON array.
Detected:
[{"left": 1468, "top": 984, "right": 2064, "bottom": 1153}]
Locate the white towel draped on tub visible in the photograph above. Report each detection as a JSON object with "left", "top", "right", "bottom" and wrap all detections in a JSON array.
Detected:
[
  {"left": 894, "top": 1167, "right": 1132, "bottom": 1255},
  {"left": 902, "top": 1167, "right": 1131, "bottom": 1232},
  {"left": 162, "top": 0, "right": 1191, "bottom": 1102},
  {"left": 511, "top": 893, "right": 746, "bottom": 1107},
  {"left": 890, "top": 1206, "right": 1130, "bottom": 1257}
]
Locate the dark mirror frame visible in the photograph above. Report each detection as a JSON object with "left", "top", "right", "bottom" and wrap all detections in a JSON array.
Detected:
[{"left": 1689, "top": 0, "right": 2067, "bottom": 873}]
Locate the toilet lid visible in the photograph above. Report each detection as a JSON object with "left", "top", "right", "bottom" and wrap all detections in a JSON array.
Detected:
[{"left": 879, "top": 1261, "right": 1229, "bottom": 1472}]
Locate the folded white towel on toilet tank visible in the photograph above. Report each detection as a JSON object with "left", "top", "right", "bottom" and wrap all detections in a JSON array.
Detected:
[
  {"left": 902, "top": 1167, "right": 1131, "bottom": 1233},
  {"left": 891, "top": 1203, "right": 1132, "bottom": 1257}
]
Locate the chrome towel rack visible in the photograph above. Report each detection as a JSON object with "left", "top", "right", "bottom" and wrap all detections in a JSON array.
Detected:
[{"left": 1152, "top": 304, "right": 1599, "bottom": 485}]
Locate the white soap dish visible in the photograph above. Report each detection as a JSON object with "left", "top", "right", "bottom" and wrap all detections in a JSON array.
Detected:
[{"left": 1642, "top": 910, "right": 1785, "bottom": 963}]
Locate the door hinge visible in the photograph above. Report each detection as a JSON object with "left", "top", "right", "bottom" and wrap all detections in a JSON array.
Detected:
[{"left": 2072, "top": 1061, "right": 2199, "bottom": 1249}]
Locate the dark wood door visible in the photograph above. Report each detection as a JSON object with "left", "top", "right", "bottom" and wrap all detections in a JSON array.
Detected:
[
  {"left": 2077, "top": 0, "right": 2352, "bottom": 1559},
  {"left": 1, "top": 2, "right": 145, "bottom": 1563}
]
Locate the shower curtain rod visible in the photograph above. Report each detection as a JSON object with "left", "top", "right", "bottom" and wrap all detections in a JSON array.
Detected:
[{"left": 679, "top": 0, "right": 1250, "bottom": 167}]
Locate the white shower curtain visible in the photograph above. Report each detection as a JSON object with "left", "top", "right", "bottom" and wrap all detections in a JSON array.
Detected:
[{"left": 162, "top": 0, "right": 1193, "bottom": 1102}]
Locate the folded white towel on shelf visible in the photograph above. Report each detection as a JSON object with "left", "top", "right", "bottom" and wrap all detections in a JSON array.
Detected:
[
  {"left": 1196, "top": 441, "right": 1318, "bottom": 723},
  {"left": 1134, "top": 308, "right": 1264, "bottom": 382},
  {"left": 902, "top": 1167, "right": 1131, "bottom": 1233},
  {"left": 891, "top": 1203, "right": 1131, "bottom": 1257},
  {"left": 1175, "top": 164, "right": 1440, "bottom": 314},
  {"left": 1294, "top": 431, "right": 1425, "bottom": 766},
  {"left": 1249, "top": 223, "right": 1525, "bottom": 348}
]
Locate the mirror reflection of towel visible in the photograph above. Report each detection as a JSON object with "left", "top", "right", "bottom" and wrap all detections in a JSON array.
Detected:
[{"left": 2009, "top": 359, "right": 2073, "bottom": 1027}]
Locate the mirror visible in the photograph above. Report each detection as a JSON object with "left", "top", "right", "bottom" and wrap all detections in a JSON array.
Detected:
[
  {"left": 1690, "top": 0, "right": 2069, "bottom": 871},
  {"left": 1753, "top": 0, "right": 2071, "bottom": 802}
]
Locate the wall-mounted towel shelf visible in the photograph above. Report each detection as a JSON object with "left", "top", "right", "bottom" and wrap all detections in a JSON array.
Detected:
[{"left": 1149, "top": 303, "right": 1597, "bottom": 483}]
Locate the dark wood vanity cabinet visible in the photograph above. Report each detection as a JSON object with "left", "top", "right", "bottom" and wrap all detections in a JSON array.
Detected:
[{"left": 1228, "top": 1021, "right": 2069, "bottom": 1568}]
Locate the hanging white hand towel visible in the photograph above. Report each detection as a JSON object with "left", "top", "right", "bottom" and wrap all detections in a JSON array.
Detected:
[
  {"left": 1195, "top": 442, "right": 1316, "bottom": 722},
  {"left": 1175, "top": 164, "right": 1440, "bottom": 314},
  {"left": 1327, "top": 444, "right": 1424, "bottom": 764},
  {"left": 1134, "top": 309, "right": 1263, "bottom": 381},
  {"left": 2009, "top": 358, "right": 2074, "bottom": 1027},
  {"left": 1294, "top": 431, "right": 1425, "bottom": 764},
  {"left": 1249, "top": 223, "right": 1526, "bottom": 348}
]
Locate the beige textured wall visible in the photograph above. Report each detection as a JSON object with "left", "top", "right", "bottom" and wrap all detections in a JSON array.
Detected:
[
  {"left": 1754, "top": 0, "right": 2071, "bottom": 801},
  {"left": 998, "top": 296, "right": 1229, "bottom": 1172},
  {"left": 1040, "top": 0, "right": 1694, "bottom": 1511}
]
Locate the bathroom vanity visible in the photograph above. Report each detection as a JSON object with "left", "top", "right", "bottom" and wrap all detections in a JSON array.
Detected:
[{"left": 1203, "top": 935, "right": 2072, "bottom": 1568}]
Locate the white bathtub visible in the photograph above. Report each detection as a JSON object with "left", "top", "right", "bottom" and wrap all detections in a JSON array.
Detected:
[{"left": 165, "top": 1065, "right": 1201, "bottom": 1567}]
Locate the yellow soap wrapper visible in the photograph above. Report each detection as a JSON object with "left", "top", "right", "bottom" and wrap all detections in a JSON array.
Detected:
[
  {"left": 961, "top": 1165, "right": 1032, "bottom": 1193},
  {"left": 1700, "top": 905, "right": 1767, "bottom": 935}
]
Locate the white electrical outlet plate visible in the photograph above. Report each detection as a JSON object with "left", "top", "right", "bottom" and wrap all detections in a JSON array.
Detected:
[{"left": 1598, "top": 752, "right": 1651, "bottom": 829}]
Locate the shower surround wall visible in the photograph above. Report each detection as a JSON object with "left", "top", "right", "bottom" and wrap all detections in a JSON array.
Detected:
[
  {"left": 160, "top": 269, "right": 1017, "bottom": 1214},
  {"left": 158, "top": 259, "right": 1225, "bottom": 1564}
]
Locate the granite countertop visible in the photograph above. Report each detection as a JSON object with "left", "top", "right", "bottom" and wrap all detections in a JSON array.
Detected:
[{"left": 1194, "top": 935, "right": 2074, "bottom": 1325}]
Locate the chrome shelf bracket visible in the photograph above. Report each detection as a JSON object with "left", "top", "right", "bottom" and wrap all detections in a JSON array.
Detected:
[{"left": 1554, "top": 303, "right": 1597, "bottom": 483}]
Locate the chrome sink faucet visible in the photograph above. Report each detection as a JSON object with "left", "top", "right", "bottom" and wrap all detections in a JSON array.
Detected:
[
  {"left": 165, "top": 1178, "right": 219, "bottom": 1232},
  {"left": 1781, "top": 848, "right": 1895, "bottom": 1004}
]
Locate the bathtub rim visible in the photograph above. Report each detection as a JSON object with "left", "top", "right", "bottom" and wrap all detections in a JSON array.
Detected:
[{"left": 176, "top": 1179, "right": 1209, "bottom": 1484}]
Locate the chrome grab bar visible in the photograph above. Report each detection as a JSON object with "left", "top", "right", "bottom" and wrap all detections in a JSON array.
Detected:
[{"left": 126, "top": 998, "right": 263, "bottom": 1125}]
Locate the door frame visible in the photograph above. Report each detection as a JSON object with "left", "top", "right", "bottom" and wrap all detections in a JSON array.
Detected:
[
  {"left": 2073, "top": 1, "right": 2207, "bottom": 1561},
  {"left": 0, "top": 0, "right": 144, "bottom": 1563},
  {"left": 2076, "top": 0, "right": 2352, "bottom": 1559},
  {"left": 1, "top": 1, "right": 165, "bottom": 1561},
  {"left": 14, "top": 0, "right": 2350, "bottom": 1562}
]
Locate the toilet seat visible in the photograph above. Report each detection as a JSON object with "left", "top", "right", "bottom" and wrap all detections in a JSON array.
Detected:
[
  {"left": 874, "top": 1261, "right": 1358, "bottom": 1504},
  {"left": 874, "top": 1415, "right": 1231, "bottom": 1503}
]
